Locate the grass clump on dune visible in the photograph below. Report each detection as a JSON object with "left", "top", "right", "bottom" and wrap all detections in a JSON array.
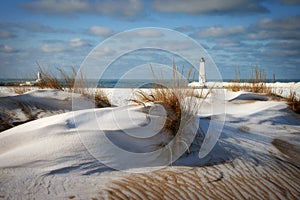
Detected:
[
  {"left": 227, "top": 66, "right": 269, "bottom": 93},
  {"left": 131, "top": 65, "right": 202, "bottom": 139},
  {"left": 36, "top": 63, "right": 111, "bottom": 108},
  {"left": 11, "top": 86, "right": 33, "bottom": 94},
  {"left": 37, "top": 63, "right": 77, "bottom": 91},
  {"left": 287, "top": 92, "right": 300, "bottom": 114},
  {"left": 227, "top": 66, "right": 300, "bottom": 114}
]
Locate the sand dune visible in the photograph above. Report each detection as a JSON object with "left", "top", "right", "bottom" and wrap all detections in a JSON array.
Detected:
[
  {"left": 103, "top": 157, "right": 299, "bottom": 199},
  {"left": 0, "top": 89, "right": 93, "bottom": 131},
  {"left": 0, "top": 88, "right": 299, "bottom": 199}
]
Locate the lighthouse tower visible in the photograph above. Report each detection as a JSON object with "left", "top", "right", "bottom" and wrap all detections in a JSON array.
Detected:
[
  {"left": 199, "top": 57, "right": 206, "bottom": 85},
  {"left": 36, "top": 71, "right": 42, "bottom": 83}
]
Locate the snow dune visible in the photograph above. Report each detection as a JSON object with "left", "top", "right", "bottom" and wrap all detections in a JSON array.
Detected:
[
  {"left": 0, "top": 89, "right": 93, "bottom": 131},
  {"left": 189, "top": 81, "right": 300, "bottom": 100},
  {"left": 0, "top": 88, "right": 299, "bottom": 199}
]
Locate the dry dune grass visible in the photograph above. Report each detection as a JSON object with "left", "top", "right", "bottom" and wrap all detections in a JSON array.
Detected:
[
  {"left": 131, "top": 65, "right": 202, "bottom": 138},
  {"left": 37, "top": 66, "right": 64, "bottom": 90},
  {"left": 226, "top": 66, "right": 300, "bottom": 113},
  {"left": 36, "top": 64, "right": 111, "bottom": 108},
  {"left": 287, "top": 92, "right": 300, "bottom": 113},
  {"left": 98, "top": 65, "right": 299, "bottom": 199},
  {"left": 0, "top": 112, "right": 14, "bottom": 132},
  {"left": 37, "top": 63, "right": 80, "bottom": 92},
  {"left": 10, "top": 86, "right": 32, "bottom": 94},
  {"left": 2, "top": 64, "right": 111, "bottom": 132},
  {"left": 94, "top": 89, "right": 111, "bottom": 108},
  {"left": 0, "top": 98, "right": 68, "bottom": 132},
  {"left": 129, "top": 65, "right": 212, "bottom": 165},
  {"left": 226, "top": 66, "right": 270, "bottom": 93}
]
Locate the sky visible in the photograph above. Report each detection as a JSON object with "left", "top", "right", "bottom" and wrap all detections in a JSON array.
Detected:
[{"left": 0, "top": 0, "right": 300, "bottom": 80}]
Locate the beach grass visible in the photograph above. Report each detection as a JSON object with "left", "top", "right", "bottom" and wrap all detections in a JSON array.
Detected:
[
  {"left": 131, "top": 65, "right": 201, "bottom": 138},
  {"left": 10, "top": 86, "right": 33, "bottom": 94},
  {"left": 36, "top": 63, "right": 111, "bottom": 108},
  {"left": 225, "top": 66, "right": 300, "bottom": 113},
  {"left": 226, "top": 66, "right": 270, "bottom": 93},
  {"left": 287, "top": 91, "right": 300, "bottom": 113}
]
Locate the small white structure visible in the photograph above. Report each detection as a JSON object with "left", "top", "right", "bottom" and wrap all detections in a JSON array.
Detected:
[
  {"left": 20, "top": 71, "right": 42, "bottom": 86},
  {"left": 188, "top": 57, "right": 207, "bottom": 88},
  {"left": 199, "top": 57, "right": 206, "bottom": 85},
  {"left": 36, "top": 72, "right": 42, "bottom": 83}
]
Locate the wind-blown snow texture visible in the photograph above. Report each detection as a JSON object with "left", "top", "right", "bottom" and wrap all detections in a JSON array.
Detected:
[{"left": 0, "top": 88, "right": 299, "bottom": 199}]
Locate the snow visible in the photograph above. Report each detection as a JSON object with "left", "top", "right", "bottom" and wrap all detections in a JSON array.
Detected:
[
  {"left": 189, "top": 81, "right": 300, "bottom": 100},
  {"left": 0, "top": 87, "right": 300, "bottom": 199},
  {"left": 0, "top": 89, "right": 93, "bottom": 131}
]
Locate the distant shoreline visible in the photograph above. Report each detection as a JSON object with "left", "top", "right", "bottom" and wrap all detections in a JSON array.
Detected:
[{"left": 1, "top": 78, "right": 300, "bottom": 88}]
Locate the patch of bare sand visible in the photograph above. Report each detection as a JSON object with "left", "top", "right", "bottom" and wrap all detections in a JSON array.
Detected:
[
  {"left": 272, "top": 138, "right": 300, "bottom": 165},
  {"left": 101, "top": 156, "right": 300, "bottom": 199}
]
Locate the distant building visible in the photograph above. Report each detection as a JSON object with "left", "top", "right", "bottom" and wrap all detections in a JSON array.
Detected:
[
  {"left": 188, "top": 57, "right": 206, "bottom": 88},
  {"left": 199, "top": 57, "right": 206, "bottom": 85},
  {"left": 20, "top": 71, "right": 42, "bottom": 86},
  {"left": 36, "top": 72, "right": 42, "bottom": 83}
]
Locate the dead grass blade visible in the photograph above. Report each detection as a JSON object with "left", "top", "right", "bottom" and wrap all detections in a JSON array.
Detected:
[{"left": 36, "top": 62, "right": 111, "bottom": 108}]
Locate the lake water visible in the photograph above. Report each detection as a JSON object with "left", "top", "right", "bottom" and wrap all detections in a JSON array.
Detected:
[{"left": 1, "top": 78, "right": 299, "bottom": 88}]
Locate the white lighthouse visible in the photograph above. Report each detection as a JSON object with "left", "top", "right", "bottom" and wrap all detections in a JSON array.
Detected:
[
  {"left": 36, "top": 71, "right": 42, "bottom": 83},
  {"left": 199, "top": 57, "right": 206, "bottom": 85}
]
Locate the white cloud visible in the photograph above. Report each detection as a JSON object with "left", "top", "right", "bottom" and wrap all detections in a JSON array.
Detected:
[
  {"left": 135, "top": 29, "right": 164, "bottom": 37},
  {"left": 0, "top": 44, "right": 15, "bottom": 53},
  {"left": 146, "top": 40, "right": 195, "bottom": 51},
  {"left": 265, "top": 39, "right": 300, "bottom": 54},
  {"left": 246, "top": 15, "right": 300, "bottom": 40},
  {"left": 92, "top": 46, "right": 116, "bottom": 56},
  {"left": 213, "top": 41, "right": 241, "bottom": 49},
  {"left": 41, "top": 44, "right": 66, "bottom": 53},
  {"left": 0, "top": 21, "right": 71, "bottom": 33},
  {"left": 94, "top": 0, "right": 143, "bottom": 19},
  {"left": 41, "top": 38, "right": 89, "bottom": 53},
  {"left": 69, "top": 38, "right": 89, "bottom": 47},
  {"left": 88, "top": 26, "right": 113, "bottom": 36},
  {"left": 21, "top": 0, "right": 144, "bottom": 19},
  {"left": 152, "top": 0, "right": 268, "bottom": 15},
  {"left": 256, "top": 16, "right": 300, "bottom": 30},
  {"left": 246, "top": 31, "right": 270, "bottom": 40},
  {"left": 21, "top": 0, "right": 90, "bottom": 15},
  {"left": 192, "top": 26, "right": 245, "bottom": 38},
  {"left": 174, "top": 25, "right": 195, "bottom": 32}
]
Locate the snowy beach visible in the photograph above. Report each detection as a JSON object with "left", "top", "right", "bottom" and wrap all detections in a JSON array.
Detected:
[
  {"left": 0, "top": 85, "right": 299, "bottom": 199},
  {"left": 2, "top": 0, "right": 300, "bottom": 199}
]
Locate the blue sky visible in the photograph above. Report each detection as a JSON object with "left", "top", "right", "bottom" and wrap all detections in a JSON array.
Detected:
[{"left": 0, "top": 0, "right": 300, "bottom": 80}]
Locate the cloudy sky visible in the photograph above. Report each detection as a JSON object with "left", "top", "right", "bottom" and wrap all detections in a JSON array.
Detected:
[{"left": 0, "top": 0, "right": 300, "bottom": 80}]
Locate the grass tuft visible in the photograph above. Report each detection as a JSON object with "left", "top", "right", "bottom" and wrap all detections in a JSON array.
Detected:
[
  {"left": 94, "top": 89, "right": 111, "bottom": 108},
  {"left": 227, "top": 66, "right": 300, "bottom": 114},
  {"left": 287, "top": 91, "right": 300, "bottom": 114},
  {"left": 227, "top": 66, "right": 270, "bottom": 93},
  {"left": 36, "top": 63, "right": 111, "bottom": 108},
  {"left": 10, "top": 86, "right": 32, "bottom": 94},
  {"left": 36, "top": 63, "right": 73, "bottom": 91},
  {"left": 131, "top": 64, "right": 201, "bottom": 138}
]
